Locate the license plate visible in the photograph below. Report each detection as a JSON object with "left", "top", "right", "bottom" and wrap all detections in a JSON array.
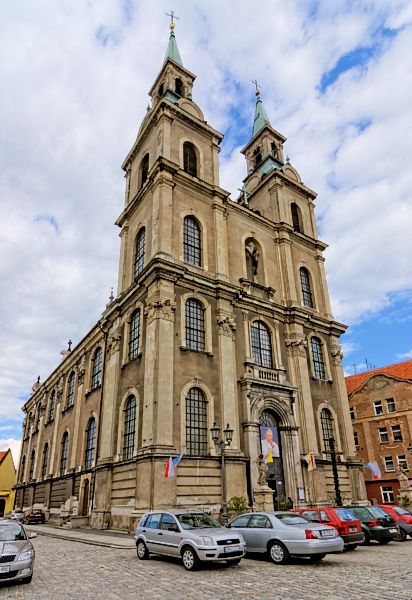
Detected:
[
  {"left": 320, "top": 529, "right": 334, "bottom": 538},
  {"left": 224, "top": 545, "right": 240, "bottom": 552},
  {"left": 0, "top": 565, "right": 10, "bottom": 573},
  {"left": 349, "top": 526, "right": 357, "bottom": 533},
  {"left": 389, "top": 528, "right": 397, "bottom": 534}
]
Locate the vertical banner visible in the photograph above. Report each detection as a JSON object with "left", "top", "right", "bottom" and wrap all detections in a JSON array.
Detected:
[{"left": 260, "top": 426, "right": 280, "bottom": 464}]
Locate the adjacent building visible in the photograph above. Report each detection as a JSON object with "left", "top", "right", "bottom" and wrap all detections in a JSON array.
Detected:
[
  {"left": 346, "top": 360, "right": 412, "bottom": 503},
  {"left": 0, "top": 449, "right": 16, "bottom": 516},
  {"left": 14, "top": 24, "right": 366, "bottom": 530}
]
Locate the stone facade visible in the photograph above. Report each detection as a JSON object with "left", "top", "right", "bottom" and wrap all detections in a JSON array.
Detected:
[{"left": 15, "top": 27, "right": 366, "bottom": 530}]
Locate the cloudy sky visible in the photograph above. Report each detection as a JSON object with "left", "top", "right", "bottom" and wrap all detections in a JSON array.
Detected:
[{"left": 1, "top": 0, "right": 412, "bottom": 463}]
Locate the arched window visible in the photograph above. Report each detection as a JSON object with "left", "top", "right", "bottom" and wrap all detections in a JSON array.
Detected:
[
  {"left": 140, "top": 153, "right": 149, "bottom": 188},
  {"left": 186, "top": 387, "right": 208, "bottom": 456},
  {"left": 48, "top": 390, "right": 56, "bottom": 421},
  {"left": 60, "top": 432, "right": 69, "bottom": 476},
  {"left": 41, "top": 443, "right": 49, "bottom": 480},
  {"left": 311, "top": 336, "right": 325, "bottom": 380},
  {"left": 183, "top": 216, "right": 201, "bottom": 266},
  {"left": 320, "top": 408, "right": 335, "bottom": 453},
  {"left": 183, "top": 142, "right": 197, "bottom": 177},
  {"left": 253, "top": 146, "right": 262, "bottom": 167},
  {"left": 129, "top": 310, "right": 141, "bottom": 360},
  {"left": 300, "top": 267, "right": 314, "bottom": 308},
  {"left": 20, "top": 455, "right": 26, "bottom": 483},
  {"left": 66, "top": 372, "right": 75, "bottom": 408},
  {"left": 123, "top": 396, "right": 136, "bottom": 460},
  {"left": 251, "top": 321, "right": 273, "bottom": 368},
  {"left": 29, "top": 449, "right": 35, "bottom": 480},
  {"left": 158, "top": 83, "right": 164, "bottom": 97},
  {"left": 85, "top": 418, "right": 96, "bottom": 470},
  {"left": 175, "top": 78, "right": 183, "bottom": 96},
  {"left": 91, "top": 347, "right": 102, "bottom": 390},
  {"left": 134, "top": 227, "right": 145, "bottom": 278},
  {"left": 291, "top": 203, "right": 302, "bottom": 233},
  {"left": 185, "top": 299, "right": 205, "bottom": 351}
]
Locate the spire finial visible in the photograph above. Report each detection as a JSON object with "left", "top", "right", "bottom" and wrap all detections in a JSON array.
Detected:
[
  {"left": 166, "top": 10, "right": 179, "bottom": 31},
  {"left": 252, "top": 80, "right": 261, "bottom": 97},
  {"left": 67, "top": 339, "right": 72, "bottom": 351}
]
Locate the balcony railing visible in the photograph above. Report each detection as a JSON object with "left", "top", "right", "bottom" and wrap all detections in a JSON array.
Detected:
[{"left": 243, "top": 362, "right": 287, "bottom": 385}]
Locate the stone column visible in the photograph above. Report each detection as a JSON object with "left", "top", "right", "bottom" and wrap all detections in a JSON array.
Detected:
[
  {"left": 330, "top": 338, "right": 356, "bottom": 458},
  {"left": 315, "top": 252, "right": 332, "bottom": 317},
  {"left": 275, "top": 235, "right": 298, "bottom": 303},
  {"left": 117, "top": 223, "right": 129, "bottom": 295},
  {"left": 212, "top": 202, "right": 229, "bottom": 280},
  {"left": 151, "top": 174, "right": 174, "bottom": 259},
  {"left": 212, "top": 140, "right": 220, "bottom": 186},
  {"left": 70, "top": 357, "right": 87, "bottom": 470},
  {"left": 279, "top": 425, "right": 304, "bottom": 505}
]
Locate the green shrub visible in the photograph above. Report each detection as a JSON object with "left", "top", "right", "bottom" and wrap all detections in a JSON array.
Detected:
[{"left": 227, "top": 496, "right": 248, "bottom": 516}]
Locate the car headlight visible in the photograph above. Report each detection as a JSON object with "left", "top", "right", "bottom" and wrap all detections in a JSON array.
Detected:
[
  {"left": 199, "top": 536, "right": 215, "bottom": 546},
  {"left": 18, "top": 549, "right": 34, "bottom": 561}
]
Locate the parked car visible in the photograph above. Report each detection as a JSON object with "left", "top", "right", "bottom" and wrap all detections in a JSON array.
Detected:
[
  {"left": 228, "top": 511, "right": 344, "bottom": 564},
  {"left": 346, "top": 506, "right": 398, "bottom": 544},
  {"left": 135, "top": 510, "right": 246, "bottom": 571},
  {"left": 378, "top": 505, "right": 412, "bottom": 542},
  {"left": 291, "top": 507, "right": 364, "bottom": 550},
  {"left": 24, "top": 510, "right": 46, "bottom": 525},
  {"left": 8, "top": 510, "right": 25, "bottom": 523},
  {"left": 0, "top": 519, "right": 37, "bottom": 584}
]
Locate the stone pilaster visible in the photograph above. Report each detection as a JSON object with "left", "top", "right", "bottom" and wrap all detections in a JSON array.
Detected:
[
  {"left": 151, "top": 174, "right": 174, "bottom": 259},
  {"left": 275, "top": 235, "right": 298, "bottom": 303},
  {"left": 117, "top": 222, "right": 129, "bottom": 295},
  {"left": 213, "top": 202, "right": 229, "bottom": 280}
]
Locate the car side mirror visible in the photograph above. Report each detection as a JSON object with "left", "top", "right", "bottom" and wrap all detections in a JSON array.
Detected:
[{"left": 28, "top": 532, "right": 38, "bottom": 539}]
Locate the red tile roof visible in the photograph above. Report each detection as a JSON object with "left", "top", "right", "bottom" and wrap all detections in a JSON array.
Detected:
[
  {"left": 345, "top": 359, "right": 412, "bottom": 395},
  {"left": 0, "top": 449, "right": 10, "bottom": 466}
]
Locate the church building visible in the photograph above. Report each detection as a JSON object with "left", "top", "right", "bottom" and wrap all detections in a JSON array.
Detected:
[{"left": 15, "top": 23, "right": 366, "bottom": 529}]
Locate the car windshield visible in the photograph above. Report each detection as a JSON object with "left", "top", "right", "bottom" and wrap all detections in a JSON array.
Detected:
[
  {"left": 0, "top": 523, "right": 27, "bottom": 541},
  {"left": 394, "top": 507, "right": 411, "bottom": 516},
  {"left": 275, "top": 514, "right": 309, "bottom": 525},
  {"left": 334, "top": 508, "right": 357, "bottom": 521},
  {"left": 369, "top": 507, "right": 388, "bottom": 518},
  {"left": 176, "top": 513, "right": 220, "bottom": 529}
]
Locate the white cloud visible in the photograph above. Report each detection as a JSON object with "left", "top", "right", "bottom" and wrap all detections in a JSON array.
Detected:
[
  {"left": 0, "top": 439, "right": 22, "bottom": 469},
  {"left": 397, "top": 349, "right": 412, "bottom": 360}
]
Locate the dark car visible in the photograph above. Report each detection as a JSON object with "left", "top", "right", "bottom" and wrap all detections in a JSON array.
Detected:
[
  {"left": 378, "top": 505, "right": 412, "bottom": 542},
  {"left": 24, "top": 510, "right": 46, "bottom": 525},
  {"left": 291, "top": 507, "right": 365, "bottom": 550},
  {"left": 346, "top": 506, "right": 397, "bottom": 544}
]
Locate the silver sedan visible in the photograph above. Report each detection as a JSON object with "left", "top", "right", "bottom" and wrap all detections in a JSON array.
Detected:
[
  {"left": 0, "top": 519, "right": 37, "bottom": 584},
  {"left": 228, "top": 511, "right": 344, "bottom": 564}
]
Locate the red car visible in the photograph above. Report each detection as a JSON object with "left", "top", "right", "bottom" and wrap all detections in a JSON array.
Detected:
[
  {"left": 378, "top": 505, "right": 412, "bottom": 542},
  {"left": 291, "top": 507, "right": 364, "bottom": 549}
]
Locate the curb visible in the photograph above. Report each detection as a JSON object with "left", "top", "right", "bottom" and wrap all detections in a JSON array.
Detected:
[{"left": 28, "top": 528, "right": 135, "bottom": 550}]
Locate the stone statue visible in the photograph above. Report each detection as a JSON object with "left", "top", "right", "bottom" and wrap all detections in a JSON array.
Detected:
[
  {"left": 245, "top": 240, "right": 259, "bottom": 279},
  {"left": 256, "top": 454, "right": 268, "bottom": 486},
  {"left": 397, "top": 467, "right": 410, "bottom": 489}
]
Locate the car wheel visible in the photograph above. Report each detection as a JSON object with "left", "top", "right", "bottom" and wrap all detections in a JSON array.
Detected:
[
  {"left": 394, "top": 528, "right": 407, "bottom": 542},
  {"left": 268, "top": 541, "right": 290, "bottom": 565},
  {"left": 227, "top": 558, "right": 241, "bottom": 566},
  {"left": 362, "top": 531, "right": 371, "bottom": 545},
  {"left": 22, "top": 575, "right": 33, "bottom": 584},
  {"left": 309, "top": 553, "right": 326, "bottom": 562},
  {"left": 136, "top": 540, "right": 149, "bottom": 560},
  {"left": 181, "top": 546, "right": 200, "bottom": 571}
]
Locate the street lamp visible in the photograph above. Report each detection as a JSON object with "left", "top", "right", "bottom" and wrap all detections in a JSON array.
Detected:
[
  {"left": 328, "top": 437, "right": 342, "bottom": 507},
  {"left": 210, "top": 422, "right": 234, "bottom": 525}
]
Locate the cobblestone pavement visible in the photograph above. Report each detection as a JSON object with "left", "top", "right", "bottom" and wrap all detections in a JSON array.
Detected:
[{"left": 0, "top": 535, "right": 411, "bottom": 600}]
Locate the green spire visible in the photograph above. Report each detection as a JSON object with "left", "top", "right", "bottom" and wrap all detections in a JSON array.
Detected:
[
  {"left": 252, "top": 89, "right": 271, "bottom": 138},
  {"left": 165, "top": 29, "right": 183, "bottom": 67}
]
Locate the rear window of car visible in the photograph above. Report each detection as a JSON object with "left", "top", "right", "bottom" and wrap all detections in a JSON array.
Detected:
[
  {"left": 369, "top": 507, "right": 388, "bottom": 518},
  {"left": 276, "top": 514, "right": 309, "bottom": 525},
  {"left": 394, "top": 507, "right": 411, "bottom": 516},
  {"left": 349, "top": 507, "right": 369, "bottom": 520},
  {"left": 333, "top": 508, "right": 357, "bottom": 521}
]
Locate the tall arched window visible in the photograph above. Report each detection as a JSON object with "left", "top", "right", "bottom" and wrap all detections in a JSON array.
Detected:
[
  {"left": 185, "top": 299, "right": 205, "bottom": 351},
  {"left": 320, "top": 408, "right": 335, "bottom": 453},
  {"left": 253, "top": 146, "right": 262, "bottom": 167},
  {"left": 140, "top": 153, "right": 149, "bottom": 187},
  {"left": 300, "top": 267, "right": 314, "bottom": 308},
  {"left": 134, "top": 227, "right": 145, "bottom": 278},
  {"left": 291, "top": 203, "right": 302, "bottom": 233},
  {"left": 60, "top": 432, "right": 69, "bottom": 476},
  {"left": 311, "top": 336, "right": 325, "bottom": 380},
  {"left": 186, "top": 387, "right": 208, "bottom": 455},
  {"left": 175, "top": 78, "right": 183, "bottom": 96},
  {"left": 183, "top": 142, "right": 197, "bottom": 177},
  {"left": 183, "top": 216, "right": 201, "bottom": 266},
  {"left": 251, "top": 321, "right": 273, "bottom": 368},
  {"left": 41, "top": 443, "right": 49, "bottom": 480},
  {"left": 48, "top": 390, "right": 56, "bottom": 421},
  {"left": 123, "top": 396, "right": 136, "bottom": 460},
  {"left": 91, "top": 347, "right": 102, "bottom": 390},
  {"left": 85, "top": 418, "right": 96, "bottom": 470},
  {"left": 129, "top": 310, "right": 141, "bottom": 360},
  {"left": 66, "top": 372, "right": 75, "bottom": 408},
  {"left": 20, "top": 455, "right": 26, "bottom": 483},
  {"left": 29, "top": 449, "right": 35, "bottom": 480}
]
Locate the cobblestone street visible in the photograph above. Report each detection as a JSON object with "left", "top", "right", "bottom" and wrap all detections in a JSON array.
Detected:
[{"left": 0, "top": 534, "right": 411, "bottom": 600}]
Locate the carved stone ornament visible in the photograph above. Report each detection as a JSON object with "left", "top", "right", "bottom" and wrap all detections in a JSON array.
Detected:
[
  {"left": 331, "top": 343, "right": 343, "bottom": 365},
  {"left": 107, "top": 328, "right": 122, "bottom": 357},
  {"left": 144, "top": 297, "right": 176, "bottom": 323},
  {"left": 285, "top": 337, "right": 307, "bottom": 357},
  {"left": 216, "top": 312, "right": 236, "bottom": 337}
]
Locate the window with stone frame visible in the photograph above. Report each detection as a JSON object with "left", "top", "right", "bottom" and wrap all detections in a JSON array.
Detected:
[
  {"left": 373, "top": 400, "right": 383, "bottom": 415},
  {"left": 20, "top": 455, "right": 26, "bottom": 483},
  {"left": 381, "top": 486, "right": 395, "bottom": 503},
  {"left": 398, "top": 454, "right": 408, "bottom": 471},
  {"left": 320, "top": 408, "right": 335, "bottom": 453},
  {"left": 291, "top": 202, "right": 302, "bottom": 233},
  {"left": 311, "top": 336, "right": 325, "bottom": 379},
  {"left": 185, "top": 387, "right": 208, "bottom": 456},
  {"left": 378, "top": 427, "right": 389, "bottom": 443},
  {"left": 251, "top": 321, "right": 273, "bottom": 368},
  {"left": 41, "top": 443, "right": 49, "bottom": 480},
  {"left": 384, "top": 455, "right": 395, "bottom": 472},
  {"left": 29, "top": 449, "right": 35, "bottom": 480},
  {"left": 183, "top": 142, "right": 197, "bottom": 177},
  {"left": 300, "top": 267, "right": 314, "bottom": 308},
  {"left": 353, "top": 431, "right": 359, "bottom": 447},
  {"left": 85, "top": 418, "right": 96, "bottom": 470},
  {"left": 60, "top": 432, "right": 69, "bottom": 476},
  {"left": 386, "top": 397, "right": 396, "bottom": 413},
  {"left": 140, "top": 153, "right": 149, "bottom": 187},
  {"left": 48, "top": 390, "right": 56, "bottom": 421},
  {"left": 349, "top": 406, "right": 356, "bottom": 421},
  {"left": 185, "top": 298, "right": 205, "bottom": 352},
  {"left": 128, "top": 309, "right": 141, "bottom": 360},
  {"left": 392, "top": 424, "right": 403, "bottom": 442},
  {"left": 66, "top": 372, "right": 75, "bottom": 408},
  {"left": 134, "top": 227, "right": 145, "bottom": 278},
  {"left": 123, "top": 396, "right": 136, "bottom": 460},
  {"left": 183, "top": 216, "right": 201, "bottom": 266},
  {"left": 91, "top": 347, "right": 102, "bottom": 390}
]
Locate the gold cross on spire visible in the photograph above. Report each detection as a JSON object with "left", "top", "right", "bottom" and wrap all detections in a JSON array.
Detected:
[
  {"left": 165, "top": 10, "right": 179, "bottom": 30},
  {"left": 252, "top": 79, "right": 261, "bottom": 96}
]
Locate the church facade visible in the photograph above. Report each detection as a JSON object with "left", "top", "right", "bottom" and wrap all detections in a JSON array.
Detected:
[{"left": 15, "top": 25, "right": 366, "bottom": 530}]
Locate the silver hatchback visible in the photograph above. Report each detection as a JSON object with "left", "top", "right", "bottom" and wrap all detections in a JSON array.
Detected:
[
  {"left": 228, "top": 511, "right": 344, "bottom": 564},
  {"left": 135, "top": 510, "right": 246, "bottom": 570},
  {"left": 0, "top": 520, "right": 37, "bottom": 584}
]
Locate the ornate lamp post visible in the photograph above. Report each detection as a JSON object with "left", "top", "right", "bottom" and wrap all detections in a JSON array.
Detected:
[
  {"left": 328, "top": 437, "right": 342, "bottom": 507},
  {"left": 210, "top": 422, "right": 234, "bottom": 525}
]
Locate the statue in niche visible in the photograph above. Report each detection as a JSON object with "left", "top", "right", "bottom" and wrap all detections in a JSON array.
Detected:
[
  {"left": 256, "top": 454, "right": 268, "bottom": 486},
  {"left": 245, "top": 239, "right": 259, "bottom": 281}
]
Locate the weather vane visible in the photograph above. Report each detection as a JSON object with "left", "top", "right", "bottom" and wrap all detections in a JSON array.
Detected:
[
  {"left": 165, "top": 10, "right": 179, "bottom": 30},
  {"left": 252, "top": 79, "right": 261, "bottom": 96}
]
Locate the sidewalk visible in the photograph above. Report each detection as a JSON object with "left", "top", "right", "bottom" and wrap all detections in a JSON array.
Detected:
[{"left": 26, "top": 523, "right": 135, "bottom": 549}]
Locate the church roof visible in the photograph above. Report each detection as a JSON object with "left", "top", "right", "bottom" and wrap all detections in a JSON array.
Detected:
[
  {"left": 345, "top": 359, "right": 412, "bottom": 395},
  {"left": 252, "top": 93, "right": 271, "bottom": 138},
  {"left": 164, "top": 29, "right": 183, "bottom": 67}
]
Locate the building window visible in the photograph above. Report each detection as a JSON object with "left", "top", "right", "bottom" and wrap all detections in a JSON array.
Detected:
[
  {"left": 134, "top": 228, "right": 145, "bottom": 278},
  {"left": 85, "top": 418, "right": 96, "bottom": 470},
  {"left": 20, "top": 455, "right": 26, "bottom": 483},
  {"left": 175, "top": 78, "right": 183, "bottom": 96},
  {"left": 183, "top": 216, "right": 201, "bottom": 266},
  {"left": 349, "top": 406, "right": 356, "bottom": 421},
  {"left": 66, "top": 372, "right": 75, "bottom": 408},
  {"left": 183, "top": 142, "right": 197, "bottom": 177},
  {"left": 384, "top": 456, "right": 395, "bottom": 472},
  {"left": 253, "top": 146, "right": 262, "bottom": 167},
  {"left": 353, "top": 431, "right": 359, "bottom": 447},
  {"left": 91, "top": 347, "right": 102, "bottom": 390},
  {"left": 48, "top": 390, "right": 56, "bottom": 421},
  {"left": 381, "top": 486, "right": 395, "bottom": 503},
  {"left": 398, "top": 455, "right": 408, "bottom": 471},
  {"left": 29, "top": 450, "right": 35, "bottom": 481},
  {"left": 392, "top": 424, "right": 403, "bottom": 442},
  {"left": 129, "top": 309, "right": 141, "bottom": 360},
  {"left": 291, "top": 203, "right": 302, "bottom": 233},
  {"left": 251, "top": 321, "right": 273, "bottom": 368},
  {"left": 60, "top": 432, "right": 69, "bottom": 476},
  {"left": 311, "top": 337, "right": 325, "bottom": 380},
  {"left": 140, "top": 153, "right": 149, "bottom": 187},
  {"left": 320, "top": 408, "right": 335, "bottom": 453},
  {"left": 185, "top": 299, "right": 205, "bottom": 352},
  {"left": 386, "top": 397, "right": 396, "bottom": 413},
  {"left": 123, "top": 396, "right": 136, "bottom": 460},
  {"left": 378, "top": 427, "right": 389, "bottom": 443},
  {"left": 186, "top": 387, "right": 208, "bottom": 456},
  {"left": 41, "top": 444, "right": 49, "bottom": 480},
  {"left": 373, "top": 400, "right": 383, "bottom": 415}
]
